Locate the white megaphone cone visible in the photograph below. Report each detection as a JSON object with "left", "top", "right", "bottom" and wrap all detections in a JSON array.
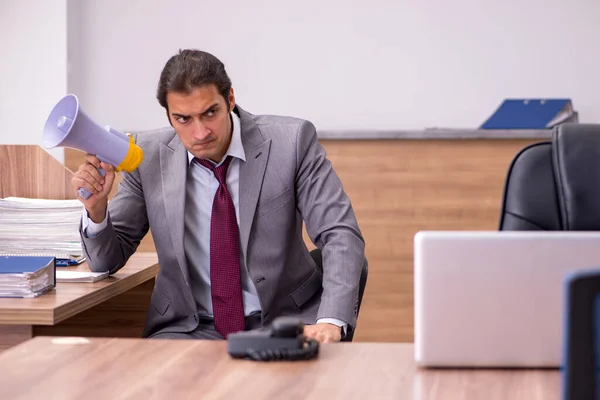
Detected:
[{"left": 43, "top": 94, "right": 144, "bottom": 199}]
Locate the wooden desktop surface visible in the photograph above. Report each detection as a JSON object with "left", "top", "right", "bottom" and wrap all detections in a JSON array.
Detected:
[
  {"left": 0, "top": 253, "right": 159, "bottom": 351},
  {"left": 0, "top": 338, "right": 560, "bottom": 400}
]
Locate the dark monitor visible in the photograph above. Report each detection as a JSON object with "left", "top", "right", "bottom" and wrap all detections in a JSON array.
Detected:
[{"left": 563, "top": 269, "right": 600, "bottom": 399}]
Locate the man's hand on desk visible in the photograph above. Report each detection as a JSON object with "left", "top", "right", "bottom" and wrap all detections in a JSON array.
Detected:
[
  {"left": 72, "top": 154, "right": 116, "bottom": 222},
  {"left": 303, "top": 323, "right": 342, "bottom": 343}
]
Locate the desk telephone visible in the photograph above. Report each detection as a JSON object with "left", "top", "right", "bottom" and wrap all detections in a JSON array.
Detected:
[{"left": 227, "top": 317, "right": 319, "bottom": 361}]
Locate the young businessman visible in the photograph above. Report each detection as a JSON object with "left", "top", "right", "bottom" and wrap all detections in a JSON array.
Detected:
[{"left": 72, "top": 49, "right": 366, "bottom": 343}]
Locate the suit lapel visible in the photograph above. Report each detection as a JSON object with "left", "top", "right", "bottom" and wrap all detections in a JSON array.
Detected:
[
  {"left": 159, "top": 135, "right": 190, "bottom": 283},
  {"left": 237, "top": 107, "right": 271, "bottom": 263}
]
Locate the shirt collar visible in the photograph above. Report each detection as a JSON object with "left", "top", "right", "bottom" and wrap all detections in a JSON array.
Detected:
[{"left": 187, "top": 111, "right": 246, "bottom": 166}]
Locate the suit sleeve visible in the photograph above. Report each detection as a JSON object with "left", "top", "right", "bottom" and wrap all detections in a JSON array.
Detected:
[
  {"left": 79, "top": 144, "right": 150, "bottom": 275},
  {"left": 294, "top": 121, "right": 366, "bottom": 329}
]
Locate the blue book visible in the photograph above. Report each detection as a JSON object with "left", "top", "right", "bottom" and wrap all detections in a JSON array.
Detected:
[
  {"left": 480, "top": 98, "right": 578, "bottom": 129},
  {"left": 0, "top": 253, "right": 85, "bottom": 267},
  {"left": 0, "top": 256, "right": 56, "bottom": 297}
]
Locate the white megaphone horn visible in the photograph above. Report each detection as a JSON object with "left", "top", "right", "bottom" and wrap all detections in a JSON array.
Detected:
[{"left": 42, "top": 94, "right": 144, "bottom": 199}]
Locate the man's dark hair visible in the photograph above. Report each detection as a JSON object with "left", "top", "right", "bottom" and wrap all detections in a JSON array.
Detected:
[{"left": 156, "top": 49, "right": 232, "bottom": 111}]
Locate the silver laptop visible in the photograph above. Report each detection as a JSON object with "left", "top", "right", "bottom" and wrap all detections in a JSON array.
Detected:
[{"left": 414, "top": 230, "right": 600, "bottom": 368}]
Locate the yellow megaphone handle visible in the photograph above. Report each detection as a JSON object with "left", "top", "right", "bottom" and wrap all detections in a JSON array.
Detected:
[{"left": 115, "top": 134, "right": 144, "bottom": 173}]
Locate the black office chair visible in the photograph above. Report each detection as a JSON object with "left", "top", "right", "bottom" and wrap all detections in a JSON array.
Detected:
[
  {"left": 310, "top": 248, "right": 368, "bottom": 342},
  {"left": 499, "top": 123, "right": 600, "bottom": 231}
]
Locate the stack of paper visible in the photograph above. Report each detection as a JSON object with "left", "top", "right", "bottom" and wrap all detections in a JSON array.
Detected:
[
  {"left": 0, "top": 256, "right": 56, "bottom": 297},
  {"left": 56, "top": 270, "right": 108, "bottom": 283},
  {"left": 0, "top": 197, "right": 84, "bottom": 264}
]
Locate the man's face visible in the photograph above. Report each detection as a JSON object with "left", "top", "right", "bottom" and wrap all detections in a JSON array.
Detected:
[{"left": 166, "top": 84, "right": 235, "bottom": 163}]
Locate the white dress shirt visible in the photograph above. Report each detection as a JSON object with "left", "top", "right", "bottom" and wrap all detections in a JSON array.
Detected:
[{"left": 83, "top": 111, "right": 346, "bottom": 334}]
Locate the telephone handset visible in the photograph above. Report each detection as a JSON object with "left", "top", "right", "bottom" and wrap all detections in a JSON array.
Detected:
[{"left": 227, "top": 316, "right": 319, "bottom": 361}]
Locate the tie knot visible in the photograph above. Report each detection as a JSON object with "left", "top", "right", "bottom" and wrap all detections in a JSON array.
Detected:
[{"left": 196, "top": 156, "right": 232, "bottom": 185}]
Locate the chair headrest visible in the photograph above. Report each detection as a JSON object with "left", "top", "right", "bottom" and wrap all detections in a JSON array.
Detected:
[{"left": 553, "top": 123, "right": 600, "bottom": 229}]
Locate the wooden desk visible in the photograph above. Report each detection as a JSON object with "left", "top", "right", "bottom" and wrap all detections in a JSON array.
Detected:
[
  {"left": 0, "top": 253, "right": 159, "bottom": 351},
  {"left": 0, "top": 338, "right": 560, "bottom": 399}
]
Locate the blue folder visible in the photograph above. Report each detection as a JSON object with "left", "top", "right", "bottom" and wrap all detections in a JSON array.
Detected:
[
  {"left": 480, "top": 98, "right": 578, "bottom": 129},
  {"left": 0, "top": 256, "right": 55, "bottom": 274}
]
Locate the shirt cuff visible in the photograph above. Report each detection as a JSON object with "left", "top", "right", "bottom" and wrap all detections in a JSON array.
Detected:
[
  {"left": 316, "top": 318, "right": 348, "bottom": 338},
  {"left": 81, "top": 206, "right": 108, "bottom": 238}
]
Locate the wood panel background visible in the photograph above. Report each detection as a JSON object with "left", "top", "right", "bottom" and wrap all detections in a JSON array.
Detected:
[
  {"left": 65, "top": 138, "right": 540, "bottom": 342},
  {"left": 317, "top": 139, "right": 539, "bottom": 342},
  {"left": 0, "top": 145, "right": 74, "bottom": 199}
]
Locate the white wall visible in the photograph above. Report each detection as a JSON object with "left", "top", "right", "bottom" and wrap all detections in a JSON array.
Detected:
[
  {"left": 70, "top": 0, "right": 600, "bottom": 132},
  {"left": 0, "top": 0, "right": 67, "bottom": 162}
]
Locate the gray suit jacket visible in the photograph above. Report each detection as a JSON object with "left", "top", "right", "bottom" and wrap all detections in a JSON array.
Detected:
[{"left": 80, "top": 106, "right": 366, "bottom": 338}]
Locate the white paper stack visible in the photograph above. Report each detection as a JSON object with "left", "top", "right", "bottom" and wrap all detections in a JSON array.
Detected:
[
  {"left": 0, "top": 197, "right": 83, "bottom": 260},
  {"left": 56, "top": 270, "right": 108, "bottom": 283}
]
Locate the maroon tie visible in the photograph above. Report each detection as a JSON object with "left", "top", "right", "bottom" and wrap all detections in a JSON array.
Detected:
[{"left": 196, "top": 156, "right": 245, "bottom": 337}]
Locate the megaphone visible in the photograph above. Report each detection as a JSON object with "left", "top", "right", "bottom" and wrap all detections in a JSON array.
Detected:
[{"left": 43, "top": 94, "right": 144, "bottom": 199}]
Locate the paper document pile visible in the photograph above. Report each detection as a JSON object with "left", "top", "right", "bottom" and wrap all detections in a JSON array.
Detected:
[
  {"left": 0, "top": 256, "right": 56, "bottom": 297},
  {"left": 56, "top": 270, "right": 108, "bottom": 283},
  {"left": 0, "top": 197, "right": 85, "bottom": 264}
]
